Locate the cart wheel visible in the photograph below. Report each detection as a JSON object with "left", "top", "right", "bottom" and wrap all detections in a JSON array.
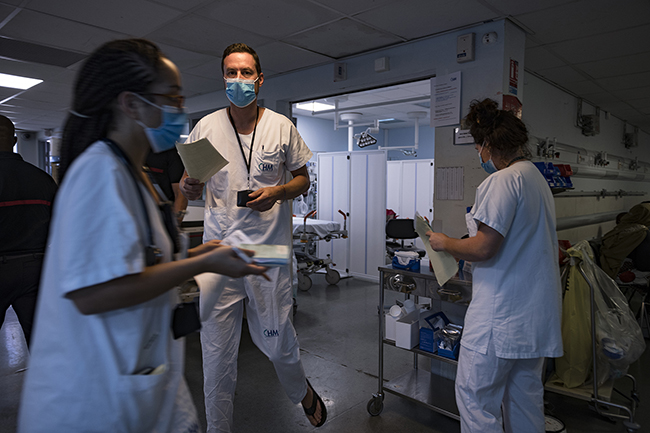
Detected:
[
  {"left": 367, "top": 397, "right": 383, "bottom": 416},
  {"left": 325, "top": 268, "right": 341, "bottom": 285},
  {"left": 623, "top": 420, "right": 641, "bottom": 432},
  {"left": 298, "top": 274, "right": 312, "bottom": 291}
]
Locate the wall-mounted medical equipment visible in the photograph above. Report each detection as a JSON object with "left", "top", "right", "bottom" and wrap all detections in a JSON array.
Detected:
[{"left": 533, "top": 136, "right": 650, "bottom": 182}]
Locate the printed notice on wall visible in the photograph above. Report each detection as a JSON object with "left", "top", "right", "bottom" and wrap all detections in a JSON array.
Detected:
[
  {"left": 435, "top": 167, "right": 464, "bottom": 200},
  {"left": 431, "top": 71, "right": 461, "bottom": 127},
  {"left": 454, "top": 128, "right": 474, "bottom": 145}
]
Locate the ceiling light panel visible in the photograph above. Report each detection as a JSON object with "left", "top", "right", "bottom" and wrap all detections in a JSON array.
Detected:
[
  {"left": 0, "top": 72, "right": 42, "bottom": 90},
  {"left": 295, "top": 101, "right": 334, "bottom": 112}
]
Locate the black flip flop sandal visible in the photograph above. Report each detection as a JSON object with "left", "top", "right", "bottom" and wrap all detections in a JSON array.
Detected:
[{"left": 303, "top": 379, "right": 327, "bottom": 427}]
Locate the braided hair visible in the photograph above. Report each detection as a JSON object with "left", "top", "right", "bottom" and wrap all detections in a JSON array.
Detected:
[
  {"left": 59, "top": 39, "right": 164, "bottom": 182},
  {"left": 465, "top": 98, "right": 531, "bottom": 159}
]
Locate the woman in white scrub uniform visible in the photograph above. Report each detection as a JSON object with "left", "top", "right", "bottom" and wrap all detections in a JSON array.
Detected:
[
  {"left": 18, "top": 39, "right": 267, "bottom": 433},
  {"left": 427, "top": 99, "right": 562, "bottom": 433}
]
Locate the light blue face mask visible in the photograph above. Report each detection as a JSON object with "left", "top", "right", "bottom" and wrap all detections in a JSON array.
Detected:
[
  {"left": 134, "top": 94, "right": 187, "bottom": 153},
  {"left": 225, "top": 77, "right": 258, "bottom": 108},
  {"left": 478, "top": 143, "right": 498, "bottom": 174}
]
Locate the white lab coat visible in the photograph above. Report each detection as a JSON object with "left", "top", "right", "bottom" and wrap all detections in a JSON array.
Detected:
[
  {"left": 187, "top": 108, "right": 312, "bottom": 433},
  {"left": 456, "top": 161, "right": 562, "bottom": 433},
  {"left": 18, "top": 142, "right": 198, "bottom": 433}
]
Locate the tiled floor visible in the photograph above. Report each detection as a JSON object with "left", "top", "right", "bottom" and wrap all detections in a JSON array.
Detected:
[{"left": 2, "top": 275, "right": 649, "bottom": 432}]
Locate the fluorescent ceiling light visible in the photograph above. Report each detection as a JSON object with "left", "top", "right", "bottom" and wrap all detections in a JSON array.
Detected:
[
  {"left": 295, "top": 101, "right": 334, "bottom": 112},
  {"left": 0, "top": 72, "right": 42, "bottom": 90},
  {"left": 378, "top": 118, "right": 395, "bottom": 122}
]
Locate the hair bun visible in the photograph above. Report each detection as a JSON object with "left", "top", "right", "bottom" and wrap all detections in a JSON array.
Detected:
[{"left": 472, "top": 99, "right": 500, "bottom": 129}]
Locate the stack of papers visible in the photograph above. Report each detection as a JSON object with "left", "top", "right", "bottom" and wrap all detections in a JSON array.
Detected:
[
  {"left": 175, "top": 138, "right": 228, "bottom": 183},
  {"left": 414, "top": 212, "right": 458, "bottom": 286},
  {"left": 239, "top": 244, "right": 291, "bottom": 266}
]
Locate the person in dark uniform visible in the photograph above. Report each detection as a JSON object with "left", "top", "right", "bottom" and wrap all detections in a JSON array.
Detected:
[
  {"left": 0, "top": 115, "right": 58, "bottom": 347},
  {"left": 145, "top": 148, "right": 188, "bottom": 223}
]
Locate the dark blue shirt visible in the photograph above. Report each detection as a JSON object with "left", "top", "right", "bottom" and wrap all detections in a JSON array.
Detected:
[{"left": 0, "top": 152, "right": 58, "bottom": 255}]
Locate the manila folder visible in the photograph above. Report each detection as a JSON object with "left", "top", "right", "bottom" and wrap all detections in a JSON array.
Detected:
[{"left": 414, "top": 213, "right": 458, "bottom": 286}]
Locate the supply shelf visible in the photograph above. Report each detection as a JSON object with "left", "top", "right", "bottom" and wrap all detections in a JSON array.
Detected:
[{"left": 381, "top": 369, "right": 459, "bottom": 421}]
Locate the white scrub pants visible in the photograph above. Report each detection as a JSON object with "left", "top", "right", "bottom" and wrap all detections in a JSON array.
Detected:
[
  {"left": 455, "top": 342, "right": 545, "bottom": 433},
  {"left": 200, "top": 266, "right": 308, "bottom": 433}
]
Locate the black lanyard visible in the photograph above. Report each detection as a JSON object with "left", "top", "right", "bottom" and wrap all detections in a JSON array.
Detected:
[{"left": 227, "top": 107, "right": 259, "bottom": 182}]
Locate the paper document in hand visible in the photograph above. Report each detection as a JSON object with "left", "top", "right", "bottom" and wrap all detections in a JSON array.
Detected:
[
  {"left": 239, "top": 244, "right": 291, "bottom": 266},
  {"left": 175, "top": 138, "right": 228, "bottom": 183},
  {"left": 414, "top": 212, "right": 458, "bottom": 286}
]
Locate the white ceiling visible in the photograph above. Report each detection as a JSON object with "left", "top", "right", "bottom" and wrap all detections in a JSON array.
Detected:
[{"left": 0, "top": 0, "right": 648, "bottom": 133}]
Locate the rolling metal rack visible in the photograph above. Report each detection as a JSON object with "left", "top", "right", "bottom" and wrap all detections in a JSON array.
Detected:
[{"left": 367, "top": 266, "right": 471, "bottom": 419}]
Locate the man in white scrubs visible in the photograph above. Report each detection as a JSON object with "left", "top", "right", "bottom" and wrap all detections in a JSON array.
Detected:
[{"left": 180, "top": 43, "right": 326, "bottom": 432}]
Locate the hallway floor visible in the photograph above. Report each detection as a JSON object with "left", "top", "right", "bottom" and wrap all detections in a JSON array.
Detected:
[{"left": 2, "top": 274, "right": 649, "bottom": 432}]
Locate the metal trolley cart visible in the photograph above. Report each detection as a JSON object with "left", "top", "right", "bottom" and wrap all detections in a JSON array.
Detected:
[
  {"left": 293, "top": 210, "right": 348, "bottom": 291},
  {"left": 367, "top": 266, "right": 472, "bottom": 419}
]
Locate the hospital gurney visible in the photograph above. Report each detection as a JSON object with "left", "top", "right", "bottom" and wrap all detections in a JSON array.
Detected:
[{"left": 293, "top": 210, "right": 347, "bottom": 291}]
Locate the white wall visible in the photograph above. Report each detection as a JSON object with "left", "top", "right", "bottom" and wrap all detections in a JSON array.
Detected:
[
  {"left": 524, "top": 73, "right": 650, "bottom": 243},
  {"left": 433, "top": 20, "right": 519, "bottom": 238}
]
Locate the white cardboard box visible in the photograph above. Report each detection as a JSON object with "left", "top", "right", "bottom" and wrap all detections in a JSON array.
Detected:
[
  {"left": 395, "top": 310, "right": 420, "bottom": 349},
  {"left": 385, "top": 314, "right": 398, "bottom": 341}
]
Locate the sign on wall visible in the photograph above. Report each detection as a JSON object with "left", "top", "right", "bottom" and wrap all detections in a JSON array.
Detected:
[{"left": 431, "top": 71, "right": 461, "bottom": 127}]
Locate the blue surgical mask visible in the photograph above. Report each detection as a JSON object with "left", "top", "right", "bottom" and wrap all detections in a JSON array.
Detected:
[
  {"left": 478, "top": 144, "right": 498, "bottom": 174},
  {"left": 225, "top": 77, "right": 258, "bottom": 108},
  {"left": 134, "top": 94, "right": 187, "bottom": 153}
]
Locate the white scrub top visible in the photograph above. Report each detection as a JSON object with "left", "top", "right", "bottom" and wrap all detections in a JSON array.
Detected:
[
  {"left": 19, "top": 141, "right": 197, "bottom": 433},
  {"left": 187, "top": 108, "right": 312, "bottom": 246},
  {"left": 463, "top": 160, "right": 563, "bottom": 359}
]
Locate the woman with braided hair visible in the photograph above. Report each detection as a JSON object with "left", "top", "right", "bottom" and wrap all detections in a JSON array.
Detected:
[
  {"left": 18, "top": 39, "right": 267, "bottom": 432},
  {"left": 426, "top": 99, "right": 562, "bottom": 432}
]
